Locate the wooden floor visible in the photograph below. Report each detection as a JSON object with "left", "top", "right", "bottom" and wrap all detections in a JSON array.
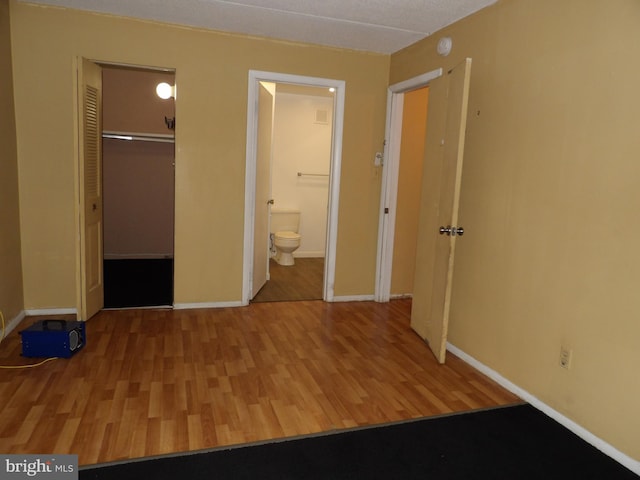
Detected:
[
  {"left": 0, "top": 299, "right": 520, "bottom": 466},
  {"left": 252, "top": 257, "right": 324, "bottom": 302}
]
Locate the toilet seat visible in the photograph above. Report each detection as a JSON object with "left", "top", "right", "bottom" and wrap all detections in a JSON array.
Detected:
[{"left": 275, "top": 230, "right": 301, "bottom": 241}]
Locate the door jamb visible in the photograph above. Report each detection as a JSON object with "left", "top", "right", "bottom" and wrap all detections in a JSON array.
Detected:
[
  {"left": 73, "top": 56, "right": 85, "bottom": 319},
  {"left": 243, "top": 70, "right": 346, "bottom": 304},
  {"left": 374, "top": 68, "right": 443, "bottom": 302}
]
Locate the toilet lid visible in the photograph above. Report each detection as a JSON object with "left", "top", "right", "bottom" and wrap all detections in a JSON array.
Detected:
[{"left": 275, "top": 231, "right": 300, "bottom": 240}]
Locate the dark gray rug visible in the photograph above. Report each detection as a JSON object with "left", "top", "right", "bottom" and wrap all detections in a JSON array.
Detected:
[{"left": 80, "top": 404, "right": 638, "bottom": 479}]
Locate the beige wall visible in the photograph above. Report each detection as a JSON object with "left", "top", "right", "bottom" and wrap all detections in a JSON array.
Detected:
[
  {"left": 390, "top": 86, "right": 428, "bottom": 295},
  {"left": 0, "top": 0, "right": 24, "bottom": 322},
  {"left": 102, "top": 67, "right": 175, "bottom": 135},
  {"left": 9, "top": 1, "right": 389, "bottom": 306},
  {"left": 103, "top": 139, "right": 175, "bottom": 258},
  {"left": 392, "top": 0, "right": 640, "bottom": 460}
]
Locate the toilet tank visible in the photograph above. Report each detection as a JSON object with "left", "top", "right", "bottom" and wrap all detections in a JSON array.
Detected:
[{"left": 270, "top": 209, "right": 300, "bottom": 233}]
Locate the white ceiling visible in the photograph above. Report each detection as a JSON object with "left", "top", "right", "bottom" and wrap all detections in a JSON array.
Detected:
[{"left": 20, "top": 0, "right": 497, "bottom": 54}]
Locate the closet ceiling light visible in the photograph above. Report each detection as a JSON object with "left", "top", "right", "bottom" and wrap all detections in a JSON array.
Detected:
[{"left": 156, "top": 82, "right": 175, "bottom": 99}]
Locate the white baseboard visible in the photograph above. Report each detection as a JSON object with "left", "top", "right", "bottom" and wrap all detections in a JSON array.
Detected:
[
  {"left": 447, "top": 342, "right": 640, "bottom": 475},
  {"left": 293, "top": 251, "right": 325, "bottom": 258},
  {"left": 24, "top": 308, "right": 77, "bottom": 316},
  {"left": 390, "top": 293, "right": 413, "bottom": 299},
  {"left": 175, "top": 295, "right": 377, "bottom": 306},
  {"left": 1, "top": 310, "right": 27, "bottom": 340},
  {"left": 173, "top": 301, "right": 244, "bottom": 310},
  {"left": 331, "top": 294, "right": 375, "bottom": 302}
]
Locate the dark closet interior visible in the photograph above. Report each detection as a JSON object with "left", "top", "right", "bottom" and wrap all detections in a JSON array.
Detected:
[{"left": 102, "top": 66, "right": 176, "bottom": 308}]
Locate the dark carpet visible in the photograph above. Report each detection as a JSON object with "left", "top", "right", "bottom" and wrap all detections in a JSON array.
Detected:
[
  {"left": 79, "top": 404, "right": 638, "bottom": 479},
  {"left": 103, "top": 258, "right": 173, "bottom": 308}
]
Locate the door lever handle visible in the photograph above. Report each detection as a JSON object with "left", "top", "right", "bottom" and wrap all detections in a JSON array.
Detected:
[{"left": 439, "top": 226, "right": 464, "bottom": 236}]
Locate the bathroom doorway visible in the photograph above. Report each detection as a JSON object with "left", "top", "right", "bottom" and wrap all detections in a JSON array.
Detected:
[
  {"left": 243, "top": 71, "right": 345, "bottom": 304},
  {"left": 252, "top": 83, "right": 334, "bottom": 302}
]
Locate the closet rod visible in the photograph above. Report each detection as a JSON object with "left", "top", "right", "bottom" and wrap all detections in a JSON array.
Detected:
[
  {"left": 102, "top": 130, "right": 175, "bottom": 144},
  {"left": 297, "top": 172, "right": 329, "bottom": 177}
]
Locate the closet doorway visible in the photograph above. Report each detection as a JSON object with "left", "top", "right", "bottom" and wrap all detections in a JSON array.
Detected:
[{"left": 101, "top": 66, "right": 176, "bottom": 308}]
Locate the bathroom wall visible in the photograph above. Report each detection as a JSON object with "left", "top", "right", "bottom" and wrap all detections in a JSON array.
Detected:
[{"left": 271, "top": 87, "right": 334, "bottom": 257}]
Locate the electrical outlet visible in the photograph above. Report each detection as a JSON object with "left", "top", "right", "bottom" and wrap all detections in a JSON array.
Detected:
[{"left": 559, "top": 347, "right": 572, "bottom": 369}]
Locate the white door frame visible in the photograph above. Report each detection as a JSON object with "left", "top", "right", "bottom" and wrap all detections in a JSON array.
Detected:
[
  {"left": 242, "top": 70, "right": 346, "bottom": 304},
  {"left": 375, "top": 68, "right": 443, "bottom": 302}
]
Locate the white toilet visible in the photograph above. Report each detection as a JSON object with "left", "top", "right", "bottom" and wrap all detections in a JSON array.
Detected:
[{"left": 270, "top": 209, "right": 301, "bottom": 266}]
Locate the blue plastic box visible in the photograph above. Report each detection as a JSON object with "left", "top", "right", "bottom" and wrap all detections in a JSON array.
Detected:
[{"left": 19, "top": 320, "right": 86, "bottom": 358}]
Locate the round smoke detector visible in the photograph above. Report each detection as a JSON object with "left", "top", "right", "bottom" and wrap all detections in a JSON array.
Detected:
[{"left": 437, "top": 37, "right": 453, "bottom": 56}]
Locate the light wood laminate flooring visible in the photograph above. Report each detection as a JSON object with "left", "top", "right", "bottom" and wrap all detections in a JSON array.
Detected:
[
  {"left": 252, "top": 258, "right": 324, "bottom": 302},
  {"left": 0, "top": 299, "right": 520, "bottom": 466}
]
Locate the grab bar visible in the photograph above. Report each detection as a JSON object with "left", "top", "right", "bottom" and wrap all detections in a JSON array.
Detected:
[{"left": 297, "top": 172, "right": 329, "bottom": 177}]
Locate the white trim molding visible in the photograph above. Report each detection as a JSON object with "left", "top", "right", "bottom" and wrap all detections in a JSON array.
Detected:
[
  {"left": 24, "top": 308, "right": 77, "bottom": 316},
  {"left": 331, "top": 294, "right": 376, "bottom": 303},
  {"left": 173, "top": 301, "right": 244, "bottom": 310},
  {"left": 447, "top": 342, "right": 640, "bottom": 475}
]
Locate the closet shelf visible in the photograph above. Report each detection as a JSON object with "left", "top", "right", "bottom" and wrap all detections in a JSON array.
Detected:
[{"left": 102, "top": 130, "right": 175, "bottom": 144}]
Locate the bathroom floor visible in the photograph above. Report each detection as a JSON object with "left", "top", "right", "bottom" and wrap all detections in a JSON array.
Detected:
[{"left": 252, "top": 257, "right": 324, "bottom": 302}]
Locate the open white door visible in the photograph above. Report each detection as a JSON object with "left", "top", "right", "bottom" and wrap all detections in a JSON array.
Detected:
[
  {"left": 411, "top": 58, "right": 472, "bottom": 363},
  {"left": 77, "top": 58, "right": 104, "bottom": 320},
  {"left": 251, "top": 82, "right": 275, "bottom": 299}
]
